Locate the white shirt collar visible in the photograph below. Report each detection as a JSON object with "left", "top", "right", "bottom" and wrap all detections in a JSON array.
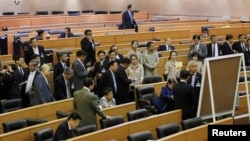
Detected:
[{"left": 83, "top": 86, "right": 90, "bottom": 92}]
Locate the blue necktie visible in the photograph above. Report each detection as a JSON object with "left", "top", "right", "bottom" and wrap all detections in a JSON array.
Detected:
[{"left": 111, "top": 72, "right": 117, "bottom": 93}]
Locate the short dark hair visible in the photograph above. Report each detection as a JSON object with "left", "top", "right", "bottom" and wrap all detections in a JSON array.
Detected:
[
  {"left": 37, "top": 29, "right": 44, "bottom": 36},
  {"left": 14, "top": 55, "right": 22, "bottom": 63},
  {"left": 192, "top": 34, "right": 201, "bottom": 40},
  {"left": 97, "top": 50, "right": 105, "bottom": 55},
  {"left": 180, "top": 70, "right": 189, "bottom": 79},
  {"left": 67, "top": 112, "right": 82, "bottom": 121},
  {"left": 225, "top": 34, "right": 233, "bottom": 40},
  {"left": 127, "top": 4, "right": 132, "bottom": 9},
  {"left": 83, "top": 77, "right": 94, "bottom": 87},
  {"left": 29, "top": 37, "right": 36, "bottom": 43},
  {"left": 210, "top": 35, "right": 216, "bottom": 40},
  {"left": 59, "top": 52, "right": 68, "bottom": 58},
  {"left": 108, "top": 60, "right": 117, "bottom": 68},
  {"left": 108, "top": 49, "right": 116, "bottom": 55},
  {"left": 167, "top": 77, "right": 176, "bottom": 85},
  {"left": 121, "top": 57, "right": 131, "bottom": 64},
  {"left": 84, "top": 29, "right": 92, "bottom": 35},
  {"left": 146, "top": 41, "right": 153, "bottom": 48},
  {"left": 103, "top": 87, "right": 113, "bottom": 96},
  {"left": 65, "top": 27, "right": 71, "bottom": 32},
  {"left": 76, "top": 50, "right": 87, "bottom": 57}
]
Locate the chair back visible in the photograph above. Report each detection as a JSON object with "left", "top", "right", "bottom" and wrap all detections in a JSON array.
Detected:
[
  {"left": 127, "top": 131, "right": 153, "bottom": 141},
  {"left": 75, "top": 124, "right": 97, "bottom": 136},
  {"left": 34, "top": 128, "right": 54, "bottom": 141},
  {"left": 181, "top": 117, "right": 203, "bottom": 130},
  {"left": 2, "top": 119, "right": 27, "bottom": 133},
  {"left": 56, "top": 110, "right": 69, "bottom": 119},
  {"left": 156, "top": 123, "right": 180, "bottom": 139},
  {"left": 100, "top": 116, "right": 124, "bottom": 129},
  {"left": 142, "top": 75, "right": 162, "bottom": 84},
  {"left": 127, "top": 109, "right": 148, "bottom": 121},
  {"left": 1, "top": 99, "right": 23, "bottom": 113}
]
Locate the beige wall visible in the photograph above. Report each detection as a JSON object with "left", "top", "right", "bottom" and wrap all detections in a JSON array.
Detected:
[{"left": 1, "top": 0, "right": 250, "bottom": 18}]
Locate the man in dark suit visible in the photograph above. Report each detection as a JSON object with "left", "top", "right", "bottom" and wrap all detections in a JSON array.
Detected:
[
  {"left": 115, "top": 58, "right": 133, "bottom": 105},
  {"left": 98, "top": 60, "right": 118, "bottom": 98},
  {"left": 2, "top": 64, "right": 21, "bottom": 100},
  {"left": 188, "top": 34, "right": 208, "bottom": 63},
  {"left": 187, "top": 60, "right": 202, "bottom": 113},
  {"left": 20, "top": 59, "right": 40, "bottom": 107},
  {"left": 157, "top": 38, "right": 175, "bottom": 51},
  {"left": 53, "top": 52, "right": 68, "bottom": 80},
  {"left": 221, "top": 34, "right": 236, "bottom": 55},
  {"left": 232, "top": 34, "right": 247, "bottom": 53},
  {"left": 105, "top": 45, "right": 123, "bottom": 64},
  {"left": 173, "top": 70, "right": 196, "bottom": 120},
  {"left": 54, "top": 67, "right": 74, "bottom": 100},
  {"left": 58, "top": 27, "right": 74, "bottom": 38},
  {"left": 121, "top": 4, "right": 137, "bottom": 30},
  {"left": 24, "top": 37, "right": 45, "bottom": 66},
  {"left": 105, "top": 49, "right": 121, "bottom": 65},
  {"left": 206, "top": 35, "right": 223, "bottom": 57},
  {"left": 53, "top": 112, "right": 82, "bottom": 141},
  {"left": 72, "top": 50, "right": 94, "bottom": 91},
  {"left": 80, "top": 29, "right": 96, "bottom": 66},
  {"left": 93, "top": 50, "right": 109, "bottom": 93},
  {"left": 33, "top": 64, "right": 55, "bottom": 105},
  {"left": 74, "top": 77, "right": 111, "bottom": 127},
  {"left": 14, "top": 56, "right": 28, "bottom": 84}
]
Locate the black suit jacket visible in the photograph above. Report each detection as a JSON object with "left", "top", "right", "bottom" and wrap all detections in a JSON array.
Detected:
[
  {"left": 14, "top": 67, "right": 28, "bottom": 84},
  {"left": 173, "top": 81, "right": 196, "bottom": 120},
  {"left": 93, "top": 60, "right": 109, "bottom": 75},
  {"left": 54, "top": 74, "right": 74, "bottom": 100},
  {"left": 115, "top": 65, "right": 132, "bottom": 104},
  {"left": 221, "top": 41, "right": 234, "bottom": 55},
  {"left": 206, "top": 43, "right": 222, "bottom": 57},
  {"left": 232, "top": 41, "right": 246, "bottom": 53},
  {"left": 80, "top": 37, "right": 96, "bottom": 66},
  {"left": 187, "top": 72, "right": 202, "bottom": 108},
  {"left": 2, "top": 72, "right": 21, "bottom": 100},
  {"left": 58, "top": 32, "right": 74, "bottom": 38},
  {"left": 53, "top": 62, "right": 65, "bottom": 80},
  {"left": 121, "top": 10, "right": 137, "bottom": 29},
  {"left": 98, "top": 69, "right": 117, "bottom": 98},
  {"left": 157, "top": 45, "right": 175, "bottom": 51},
  {"left": 53, "top": 121, "right": 74, "bottom": 141},
  {"left": 24, "top": 45, "right": 45, "bottom": 65}
]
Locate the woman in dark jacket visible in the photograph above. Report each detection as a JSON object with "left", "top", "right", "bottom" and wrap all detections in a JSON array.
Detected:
[{"left": 154, "top": 77, "right": 176, "bottom": 113}]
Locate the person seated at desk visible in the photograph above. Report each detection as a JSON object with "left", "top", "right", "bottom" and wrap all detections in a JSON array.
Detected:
[
  {"left": 99, "top": 87, "right": 116, "bottom": 109},
  {"left": 53, "top": 112, "right": 82, "bottom": 141},
  {"left": 58, "top": 27, "right": 74, "bottom": 38},
  {"left": 35, "top": 29, "right": 44, "bottom": 40},
  {"left": 157, "top": 38, "right": 175, "bottom": 51}
]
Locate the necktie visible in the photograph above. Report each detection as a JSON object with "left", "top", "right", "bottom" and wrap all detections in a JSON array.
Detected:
[
  {"left": 129, "top": 11, "right": 133, "bottom": 24},
  {"left": 64, "top": 63, "right": 67, "bottom": 69},
  {"left": 242, "top": 43, "right": 245, "bottom": 52},
  {"left": 19, "top": 68, "right": 24, "bottom": 76},
  {"left": 191, "top": 73, "right": 195, "bottom": 87},
  {"left": 66, "top": 80, "right": 71, "bottom": 98},
  {"left": 111, "top": 72, "right": 117, "bottom": 93},
  {"left": 212, "top": 44, "right": 215, "bottom": 57}
]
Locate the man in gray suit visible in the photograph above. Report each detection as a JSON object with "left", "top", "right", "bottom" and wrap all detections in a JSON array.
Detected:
[
  {"left": 72, "top": 50, "right": 94, "bottom": 91},
  {"left": 33, "top": 64, "right": 55, "bottom": 105},
  {"left": 73, "top": 77, "right": 111, "bottom": 127},
  {"left": 188, "top": 34, "right": 208, "bottom": 63}
]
